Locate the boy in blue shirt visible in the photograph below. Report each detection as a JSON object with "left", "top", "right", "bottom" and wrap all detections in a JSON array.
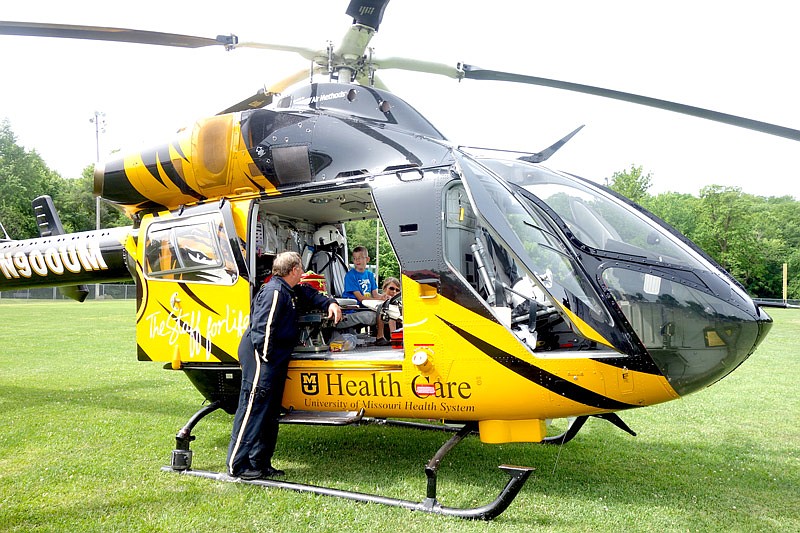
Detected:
[{"left": 338, "top": 246, "right": 390, "bottom": 344}]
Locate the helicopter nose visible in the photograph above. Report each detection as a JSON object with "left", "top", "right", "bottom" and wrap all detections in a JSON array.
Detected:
[
  {"left": 641, "top": 301, "right": 772, "bottom": 397},
  {"left": 605, "top": 266, "right": 774, "bottom": 397}
]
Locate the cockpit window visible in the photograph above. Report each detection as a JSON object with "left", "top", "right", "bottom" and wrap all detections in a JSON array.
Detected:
[
  {"left": 602, "top": 266, "right": 762, "bottom": 395},
  {"left": 479, "top": 158, "right": 754, "bottom": 309},
  {"left": 461, "top": 156, "right": 610, "bottom": 315},
  {"left": 479, "top": 159, "right": 709, "bottom": 267}
]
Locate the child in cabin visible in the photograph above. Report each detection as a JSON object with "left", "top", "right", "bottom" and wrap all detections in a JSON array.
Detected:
[
  {"left": 336, "top": 245, "right": 390, "bottom": 344},
  {"left": 377, "top": 277, "right": 402, "bottom": 345}
]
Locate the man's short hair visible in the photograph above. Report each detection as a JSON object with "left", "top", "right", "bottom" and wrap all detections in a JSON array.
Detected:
[
  {"left": 352, "top": 245, "right": 368, "bottom": 257},
  {"left": 272, "top": 251, "right": 301, "bottom": 277}
]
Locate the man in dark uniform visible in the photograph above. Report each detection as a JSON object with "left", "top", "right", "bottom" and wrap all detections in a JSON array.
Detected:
[{"left": 227, "top": 251, "right": 342, "bottom": 479}]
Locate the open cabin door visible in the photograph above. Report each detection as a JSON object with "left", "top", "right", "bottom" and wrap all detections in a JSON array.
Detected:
[
  {"left": 368, "top": 168, "right": 449, "bottom": 369},
  {"left": 454, "top": 155, "right": 627, "bottom": 352},
  {"left": 135, "top": 202, "right": 249, "bottom": 366}
]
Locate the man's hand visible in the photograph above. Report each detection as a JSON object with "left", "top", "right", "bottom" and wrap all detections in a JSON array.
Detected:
[{"left": 327, "top": 302, "right": 343, "bottom": 324}]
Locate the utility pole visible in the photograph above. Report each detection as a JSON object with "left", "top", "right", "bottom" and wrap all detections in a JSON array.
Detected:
[
  {"left": 783, "top": 262, "right": 788, "bottom": 305},
  {"left": 90, "top": 111, "right": 106, "bottom": 300}
]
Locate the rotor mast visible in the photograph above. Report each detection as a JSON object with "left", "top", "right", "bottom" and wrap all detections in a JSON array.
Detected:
[
  {"left": 327, "top": 1, "right": 389, "bottom": 83},
  {"left": 330, "top": 24, "right": 374, "bottom": 82}
]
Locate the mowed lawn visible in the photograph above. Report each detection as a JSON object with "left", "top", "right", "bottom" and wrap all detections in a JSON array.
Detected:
[{"left": 0, "top": 299, "right": 797, "bottom": 532}]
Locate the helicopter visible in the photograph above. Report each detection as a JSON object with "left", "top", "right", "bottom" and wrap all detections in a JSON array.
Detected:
[{"left": 0, "top": 0, "right": 792, "bottom": 520}]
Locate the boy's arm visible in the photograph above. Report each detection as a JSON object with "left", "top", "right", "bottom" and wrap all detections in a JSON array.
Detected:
[
  {"left": 351, "top": 290, "right": 368, "bottom": 303},
  {"left": 368, "top": 271, "right": 388, "bottom": 301}
]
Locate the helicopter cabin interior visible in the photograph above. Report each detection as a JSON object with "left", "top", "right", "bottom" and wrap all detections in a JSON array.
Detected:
[
  {"left": 250, "top": 186, "right": 406, "bottom": 361},
  {"left": 440, "top": 178, "right": 602, "bottom": 356}
]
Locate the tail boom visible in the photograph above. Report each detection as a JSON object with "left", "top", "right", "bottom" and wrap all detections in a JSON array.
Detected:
[{"left": 0, "top": 226, "right": 133, "bottom": 291}]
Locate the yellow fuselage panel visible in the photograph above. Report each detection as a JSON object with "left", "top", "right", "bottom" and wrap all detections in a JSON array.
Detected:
[
  {"left": 283, "top": 276, "right": 678, "bottom": 421},
  {"left": 137, "top": 278, "right": 250, "bottom": 363}
]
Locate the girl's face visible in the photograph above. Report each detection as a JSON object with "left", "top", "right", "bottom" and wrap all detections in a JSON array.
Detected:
[{"left": 384, "top": 283, "right": 400, "bottom": 295}]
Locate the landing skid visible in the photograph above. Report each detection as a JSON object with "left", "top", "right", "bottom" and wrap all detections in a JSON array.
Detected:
[
  {"left": 165, "top": 407, "right": 533, "bottom": 520},
  {"left": 162, "top": 463, "right": 531, "bottom": 519}
]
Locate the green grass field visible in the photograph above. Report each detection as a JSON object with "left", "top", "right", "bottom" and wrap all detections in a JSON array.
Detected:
[{"left": 0, "top": 300, "right": 797, "bottom": 532}]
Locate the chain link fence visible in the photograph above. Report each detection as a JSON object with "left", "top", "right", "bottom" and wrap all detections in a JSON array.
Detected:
[{"left": 0, "top": 283, "right": 136, "bottom": 301}]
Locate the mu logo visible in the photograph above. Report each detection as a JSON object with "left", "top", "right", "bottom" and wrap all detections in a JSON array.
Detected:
[{"left": 301, "top": 373, "right": 319, "bottom": 395}]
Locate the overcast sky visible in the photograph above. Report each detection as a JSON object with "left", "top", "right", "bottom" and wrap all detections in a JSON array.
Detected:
[{"left": 1, "top": 0, "right": 798, "bottom": 199}]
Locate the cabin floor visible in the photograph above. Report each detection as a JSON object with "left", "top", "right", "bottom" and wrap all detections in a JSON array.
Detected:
[{"left": 291, "top": 333, "right": 405, "bottom": 362}]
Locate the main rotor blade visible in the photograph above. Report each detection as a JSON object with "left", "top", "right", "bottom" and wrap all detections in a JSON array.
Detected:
[
  {"left": 372, "top": 55, "right": 800, "bottom": 142},
  {"left": 461, "top": 64, "right": 800, "bottom": 142},
  {"left": 227, "top": 2, "right": 392, "bottom": 81},
  {"left": 219, "top": 88, "right": 276, "bottom": 115},
  {"left": 235, "top": 41, "right": 323, "bottom": 62},
  {"left": 0, "top": 21, "right": 229, "bottom": 48},
  {"left": 371, "top": 56, "right": 463, "bottom": 78}
]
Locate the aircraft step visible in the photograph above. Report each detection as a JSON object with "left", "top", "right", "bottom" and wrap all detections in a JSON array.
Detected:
[{"left": 280, "top": 408, "right": 365, "bottom": 426}]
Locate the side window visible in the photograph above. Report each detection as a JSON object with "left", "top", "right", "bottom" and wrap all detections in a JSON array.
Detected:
[
  {"left": 443, "top": 183, "right": 479, "bottom": 287},
  {"left": 144, "top": 215, "right": 238, "bottom": 285},
  {"left": 146, "top": 226, "right": 178, "bottom": 274}
]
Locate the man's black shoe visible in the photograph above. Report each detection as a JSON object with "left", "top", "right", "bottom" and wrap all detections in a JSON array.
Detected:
[
  {"left": 236, "top": 469, "right": 264, "bottom": 480},
  {"left": 263, "top": 466, "right": 286, "bottom": 478}
]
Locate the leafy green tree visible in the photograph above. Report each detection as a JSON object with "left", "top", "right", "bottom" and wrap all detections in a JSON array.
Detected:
[
  {"left": 343, "top": 219, "right": 377, "bottom": 257},
  {"left": 375, "top": 226, "right": 400, "bottom": 281},
  {"left": 608, "top": 164, "right": 652, "bottom": 204},
  {"left": 0, "top": 122, "right": 128, "bottom": 237},
  {"left": 765, "top": 196, "right": 800, "bottom": 250},
  {"left": 787, "top": 249, "right": 800, "bottom": 299},
  {"left": 0, "top": 120, "right": 64, "bottom": 238},
  {"left": 769, "top": 197, "right": 800, "bottom": 298},
  {"left": 692, "top": 185, "right": 764, "bottom": 287},
  {"left": 58, "top": 165, "right": 129, "bottom": 233},
  {"left": 748, "top": 196, "right": 797, "bottom": 298},
  {"left": 609, "top": 164, "right": 800, "bottom": 299},
  {"left": 642, "top": 192, "right": 700, "bottom": 238}
]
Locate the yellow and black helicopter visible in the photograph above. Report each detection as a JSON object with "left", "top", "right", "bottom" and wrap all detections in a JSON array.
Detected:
[{"left": 0, "top": 0, "right": 794, "bottom": 520}]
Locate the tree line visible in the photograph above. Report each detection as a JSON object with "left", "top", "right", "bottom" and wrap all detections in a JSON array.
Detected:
[
  {"left": 0, "top": 121, "right": 128, "bottom": 238},
  {"left": 2, "top": 120, "right": 796, "bottom": 298}
]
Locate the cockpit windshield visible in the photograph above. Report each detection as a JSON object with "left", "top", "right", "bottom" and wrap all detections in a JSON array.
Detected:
[
  {"left": 448, "top": 153, "right": 622, "bottom": 353},
  {"left": 471, "top": 156, "right": 771, "bottom": 394}
]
